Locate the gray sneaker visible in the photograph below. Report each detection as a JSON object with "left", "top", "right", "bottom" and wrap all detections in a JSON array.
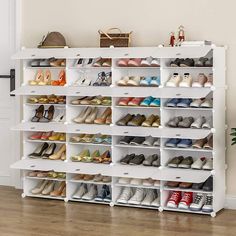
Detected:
[
  {"left": 168, "top": 156, "right": 184, "bottom": 168},
  {"left": 178, "top": 117, "right": 194, "bottom": 128},
  {"left": 178, "top": 156, "right": 193, "bottom": 168},
  {"left": 167, "top": 116, "right": 183, "bottom": 127}
]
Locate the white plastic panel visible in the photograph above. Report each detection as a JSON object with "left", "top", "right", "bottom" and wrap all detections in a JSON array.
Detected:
[{"left": 68, "top": 86, "right": 112, "bottom": 96}]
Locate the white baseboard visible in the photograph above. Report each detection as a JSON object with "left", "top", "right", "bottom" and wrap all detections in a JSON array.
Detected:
[{"left": 225, "top": 195, "right": 236, "bottom": 209}]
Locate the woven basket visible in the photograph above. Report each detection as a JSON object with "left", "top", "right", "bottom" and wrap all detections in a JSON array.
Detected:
[{"left": 98, "top": 28, "right": 132, "bottom": 48}]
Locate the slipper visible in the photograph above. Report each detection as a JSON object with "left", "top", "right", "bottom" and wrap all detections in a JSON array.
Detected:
[
  {"left": 117, "top": 58, "right": 129, "bottom": 67},
  {"left": 90, "top": 96, "right": 103, "bottom": 105},
  {"left": 128, "top": 58, "right": 142, "bottom": 67},
  {"left": 27, "top": 97, "right": 39, "bottom": 104},
  {"left": 101, "top": 97, "right": 112, "bottom": 106},
  {"left": 128, "top": 97, "right": 144, "bottom": 106}
]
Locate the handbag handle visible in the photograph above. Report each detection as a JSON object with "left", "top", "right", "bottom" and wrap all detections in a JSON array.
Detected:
[{"left": 98, "top": 28, "right": 132, "bottom": 40}]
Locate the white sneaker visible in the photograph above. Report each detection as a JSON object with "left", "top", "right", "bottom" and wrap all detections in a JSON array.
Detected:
[
  {"left": 141, "top": 189, "right": 156, "bottom": 206},
  {"left": 117, "top": 187, "right": 133, "bottom": 204},
  {"left": 142, "top": 178, "right": 155, "bottom": 186},
  {"left": 31, "top": 180, "right": 49, "bottom": 194},
  {"left": 190, "top": 193, "right": 205, "bottom": 211},
  {"left": 73, "top": 183, "right": 87, "bottom": 199},
  {"left": 166, "top": 73, "right": 182, "bottom": 87},
  {"left": 154, "top": 180, "right": 160, "bottom": 187},
  {"left": 190, "top": 99, "right": 203, "bottom": 108},
  {"left": 118, "top": 177, "right": 131, "bottom": 185},
  {"left": 151, "top": 58, "right": 160, "bottom": 67},
  {"left": 151, "top": 194, "right": 160, "bottom": 207},
  {"left": 130, "top": 178, "right": 142, "bottom": 186},
  {"left": 202, "top": 158, "right": 213, "bottom": 170},
  {"left": 191, "top": 116, "right": 206, "bottom": 129},
  {"left": 191, "top": 157, "right": 206, "bottom": 169},
  {"left": 192, "top": 73, "right": 207, "bottom": 87},
  {"left": 200, "top": 99, "right": 213, "bottom": 108},
  {"left": 202, "top": 117, "right": 212, "bottom": 129},
  {"left": 42, "top": 181, "right": 55, "bottom": 195},
  {"left": 127, "top": 76, "right": 141, "bottom": 86},
  {"left": 128, "top": 188, "right": 145, "bottom": 205},
  {"left": 82, "top": 184, "right": 97, "bottom": 200},
  {"left": 117, "top": 76, "right": 129, "bottom": 86},
  {"left": 179, "top": 73, "right": 192, "bottom": 87},
  {"left": 153, "top": 138, "right": 160, "bottom": 146},
  {"left": 202, "top": 194, "right": 213, "bottom": 212},
  {"left": 140, "top": 57, "right": 152, "bottom": 67}
]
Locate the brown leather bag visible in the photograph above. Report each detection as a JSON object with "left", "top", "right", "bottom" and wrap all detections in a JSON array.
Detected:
[{"left": 38, "top": 32, "right": 67, "bottom": 48}]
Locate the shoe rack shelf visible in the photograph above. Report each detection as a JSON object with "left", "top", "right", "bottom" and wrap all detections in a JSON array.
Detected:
[{"left": 11, "top": 46, "right": 225, "bottom": 217}]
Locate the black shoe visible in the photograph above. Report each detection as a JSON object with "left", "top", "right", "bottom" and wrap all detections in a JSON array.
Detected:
[
  {"left": 202, "top": 176, "right": 213, "bottom": 192},
  {"left": 130, "top": 137, "right": 145, "bottom": 145},
  {"left": 129, "top": 154, "right": 145, "bottom": 165},
  {"left": 28, "top": 142, "right": 49, "bottom": 158},
  {"left": 192, "top": 182, "right": 204, "bottom": 190},
  {"left": 170, "top": 58, "right": 184, "bottom": 67},
  {"left": 180, "top": 58, "right": 195, "bottom": 67},
  {"left": 41, "top": 143, "right": 56, "bottom": 159},
  {"left": 120, "top": 153, "right": 135, "bottom": 165},
  {"left": 119, "top": 136, "right": 134, "bottom": 145}
]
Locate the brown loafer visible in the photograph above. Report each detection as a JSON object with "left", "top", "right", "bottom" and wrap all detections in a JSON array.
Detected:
[
  {"left": 141, "top": 114, "right": 157, "bottom": 127},
  {"left": 179, "top": 182, "right": 193, "bottom": 189},
  {"left": 166, "top": 181, "right": 180, "bottom": 187},
  {"left": 128, "top": 114, "right": 146, "bottom": 126},
  {"left": 116, "top": 114, "right": 134, "bottom": 126},
  {"left": 192, "top": 137, "right": 207, "bottom": 149}
]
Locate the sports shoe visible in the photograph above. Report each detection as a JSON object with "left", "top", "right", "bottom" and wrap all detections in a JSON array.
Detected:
[
  {"left": 150, "top": 58, "right": 160, "bottom": 67},
  {"left": 117, "top": 76, "right": 130, "bottom": 86},
  {"left": 130, "top": 178, "right": 142, "bottom": 185},
  {"left": 82, "top": 184, "right": 98, "bottom": 200},
  {"left": 94, "top": 185, "right": 110, "bottom": 202},
  {"left": 179, "top": 73, "right": 192, "bottom": 87},
  {"left": 154, "top": 180, "right": 160, "bottom": 187},
  {"left": 140, "top": 77, "right": 152, "bottom": 86},
  {"left": 202, "top": 158, "right": 213, "bottom": 170},
  {"left": 140, "top": 57, "right": 152, "bottom": 67},
  {"left": 192, "top": 73, "right": 207, "bottom": 87},
  {"left": 150, "top": 76, "right": 160, "bottom": 87},
  {"left": 168, "top": 156, "right": 184, "bottom": 168},
  {"left": 191, "top": 116, "right": 206, "bottom": 129},
  {"left": 178, "top": 156, "right": 193, "bottom": 168},
  {"left": 166, "top": 98, "right": 181, "bottom": 107},
  {"left": 142, "top": 178, "right": 155, "bottom": 186},
  {"left": 191, "top": 157, "right": 206, "bottom": 169},
  {"left": 167, "top": 116, "right": 183, "bottom": 127},
  {"left": 204, "top": 73, "right": 213, "bottom": 87},
  {"left": 177, "top": 98, "right": 193, "bottom": 108},
  {"left": 178, "top": 192, "right": 193, "bottom": 209},
  {"left": 141, "top": 189, "right": 156, "bottom": 206},
  {"left": 127, "top": 76, "right": 141, "bottom": 86},
  {"left": 190, "top": 99, "right": 204, "bottom": 108},
  {"left": 129, "top": 154, "right": 145, "bottom": 165},
  {"left": 119, "top": 136, "right": 134, "bottom": 145},
  {"left": 177, "top": 139, "right": 192, "bottom": 148},
  {"left": 203, "top": 136, "right": 213, "bottom": 149},
  {"left": 167, "top": 191, "right": 182, "bottom": 208},
  {"left": 200, "top": 99, "right": 213, "bottom": 108},
  {"left": 151, "top": 194, "right": 160, "bottom": 207},
  {"left": 73, "top": 183, "right": 87, "bottom": 199},
  {"left": 178, "top": 117, "right": 194, "bottom": 128},
  {"left": 190, "top": 193, "right": 205, "bottom": 211},
  {"left": 152, "top": 156, "right": 160, "bottom": 167},
  {"left": 120, "top": 153, "right": 135, "bottom": 165},
  {"left": 143, "top": 154, "right": 158, "bottom": 166},
  {"left": 202, "top": 194, "right": 213, "bottom": 212},
  {"left": 130, "top": 136, "right": 145, "bottom": 145},
  {"left": 180, "top": 58, "right": 195, "bottom": 67},
  {"left": 202, "top": 176, "right": 213, "bottom": 192},
  {"left": 117, "top": 187, "right": 133, "bottom": 204},
  {"left": 142, "top": 136, "right": 155, "bottom": 146},
  {"left": 202, "top": 117, "right": 212, "bottom": 129},
  {"left": 166, "top": 73, "right": 182, "bottom": 87},
  {"left": 150, "top": 98, "right": 161, "bottom": 106},
  {"left": 128, "top": 188, "right": 145, "bottom": 205},
  {"left": 192, "top": 182, "right": 204, "bottom": 190},
  {"left": 153, "top": 138, "right": 160, "bottom": 146},
  {"left": 165, "top": 138, "right": 181, "bottom": 148},
  {"left": 118, "top": 177, "right": 131, "bottom": 184},
  {"left": 192, "top": 137, "right": 208, "bottom": 149}
]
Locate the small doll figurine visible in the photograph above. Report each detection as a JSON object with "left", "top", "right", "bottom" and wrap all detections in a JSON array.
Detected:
[
  {"left": 169, "top": 32, "right": 175, "bottom": 47},
  {"left": 177, "top": 25, "right": 185, "bottom": 46}
]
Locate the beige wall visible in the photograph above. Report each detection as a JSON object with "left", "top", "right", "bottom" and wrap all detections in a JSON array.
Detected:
[{"left": 21, "top": 0, "right": 236, "bottom": 195}]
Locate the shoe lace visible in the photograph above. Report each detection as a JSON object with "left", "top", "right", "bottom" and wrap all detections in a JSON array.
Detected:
[
  {"left": 182, "top": 193, "right": 192, "bottom": 202},
  {"left": 170, "top": 192, "right": 180, "bottom": 201},
  {"left": 205, "top": 195, "right": 213, "bottom": 205},
  {"left": 194, "top": 194, "right": 203, "bottom": 204}
]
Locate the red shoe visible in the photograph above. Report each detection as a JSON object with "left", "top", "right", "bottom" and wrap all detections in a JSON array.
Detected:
[
  {"left": 128, "top": 97, "right": 144, "bottom": 106},
  {"left": 117, "top": 58, "right": 129, "bottom": 67},
  {"left": 41, "top": 131, "right": 53, "bottom": 140},
  {"left": 167, "top": 191, "right": 181, "bottom": 208},
  {"left": 178, "top": 192, "right": 193, "bottom": 210},
  {"left": 117, "top": 97, "right": 133, "bottom": 106},
  {"left": 29, "top": 132, "right": 43, "bottom": 140}
]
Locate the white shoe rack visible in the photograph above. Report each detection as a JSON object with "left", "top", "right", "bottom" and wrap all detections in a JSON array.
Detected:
[{"left": 11, "top": 46, "right": 226, "bottom": 216}]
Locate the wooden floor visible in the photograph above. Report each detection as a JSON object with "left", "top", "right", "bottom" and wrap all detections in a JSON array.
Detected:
[{"left": 0, "top": 186, "right": 235, "bottom": 236}]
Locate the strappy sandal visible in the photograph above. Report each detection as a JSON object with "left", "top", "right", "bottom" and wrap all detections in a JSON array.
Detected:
[
  {"left": 101, "top": 150, "right": 111, "bottom": 164},
  {"left": 31, "top": 105, "right": 45, "bottom": 122},
  {"left": 93, "top": 72, "right": 106, "bottom": 86},
  {"left": 40, "top": 105, "right": 55, "bottom": 122}
]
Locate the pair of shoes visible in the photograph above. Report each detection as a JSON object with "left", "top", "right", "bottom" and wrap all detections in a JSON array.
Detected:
[
  {"left": 73, "top": 174, "right": 111, "bottom": 183},
  {"left": 28, "top": 143, "right": 66, "bottom": 160},
  {"left": 166, "top": 181, "right": 193, "bottom": 189},
  {"left": 192, "top": 176, "right": 213, "bottom": 191},
  {"left": 117, "top": 114, "right": 160, "bottom": 127},
  {"left": 73, "top": 107, "right": 111, "bottom": 124},
  {"left": 31, "top": 180, "right": 66, "bottom": 197},
  {"left": 120, "top": 153, "right": 160, "bottom": 166},
  {"left": 70, "top": 134, "right": 111, "bottom": 144},
  {"left": 170, "top": 58, "right": 195, "bottom": 67},
  {"left": 75, "top": 58, "right": 111, "bottom": 68},
  {"left": 51, "top": 70, "right": 66, "bottom": 86},
  {"left": 117, "top": 58, "right": 160, "bottom": 67},
  {"left": 167, "top": 191, "right": 213, "bottom": 212},
  {"left": 195, "top": 57, "right": 213, "bottom": 67},
  {"left": 192, "top": 136, "right": 213, "bottom": 149},
  {"left": 94, "top": 185, "right": 111, "bottom": 202},
  {"left": 29, "top": 131, "right": 66, "bottom": 141},
  {"left": 117, "top": 76, "right": 160, "bottom": 87},
  {"left": 30, "top": 58, "right": 65, "bottom": 67},
  {"left": 191, "top": 116, "right": 212, "bottom": 129},
  {"left": 93, "top": 72, "right": 112, "bottom": 86},
  {"left": 71, "top": 96, "right": 111, "bottom": 106},
  {"left": 71, "top": 149, "right": 111, "bottom": 163},
  {"left": 168, "top": 156, "right": 213, "bottom": 170},
  {"left": 28, "top": 171, "right": 66, "bottom": 179},
  {"left": 166, "top": 98, "right": 193, "bottom": 108},
  {"left": 31, "top": 105, "right": 54, "bottom": 122},
  {"left": 165, "top": 138, "right": 192, "bottom": 148},
  {"left": 72, "top": 184, "right": 97, "bottom": 200},
  {"left": 190, "top": 98, "right": 213, "bottom": 108},
  {"left": 28, "top": 70, "right": 51, "bottom": 85},
  {"left": 118, "top": 178, "right": 160, "bottom": 187},
  {"left": 117, "top": 97, "right": 160, "bottom": 107},
  {"left": 119, "top": 136, "right": 160, "bottom": 146},
  {"left": 140, "top": 76, "right": 160, "bottom": 86},
  {"left": 27, "top": 95, "right": 66, "bottom": 104},
  {"left": 117, "top": 187, "right": 160, "bottom": 206}
]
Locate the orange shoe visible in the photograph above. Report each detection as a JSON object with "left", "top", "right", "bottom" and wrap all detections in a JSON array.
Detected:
[{"left": 51, "top": 70, "right": 66, "bottom": 86}]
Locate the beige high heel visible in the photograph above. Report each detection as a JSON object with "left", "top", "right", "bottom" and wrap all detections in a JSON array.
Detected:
[
  {"left": 50, "top": 181, "right": 66, "bottom": 197},
  {"left": 29, "top": 70, "right": 44, "bottom": 85},
  {"left": 85, "top": 107, "right": 98, "bottom": 123},
  {"left": 49, "top": 144, "right": 66, "bottom": 160},
  {"left": 94, "top": 107, "right": 112, "bottom": 124},
  {"left": 38, "top": 70, "right": 51, "bottom": 85}
]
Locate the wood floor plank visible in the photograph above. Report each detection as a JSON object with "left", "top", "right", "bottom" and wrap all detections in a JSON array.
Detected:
[{"left": 0, "top": 186, "right": 235, "bottom": 236}]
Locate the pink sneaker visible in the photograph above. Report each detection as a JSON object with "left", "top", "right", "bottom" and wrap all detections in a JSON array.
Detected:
[
  {"left": 117, "top": 58, "right": 129, "bottom": 67},
  {"left": 128, "top": 58, "right": 142, "bottom": 67}
]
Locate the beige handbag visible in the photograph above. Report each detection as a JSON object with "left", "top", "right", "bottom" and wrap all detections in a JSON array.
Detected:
[{"left": 98, "top": 28, "right": 132, "bottom": 48}]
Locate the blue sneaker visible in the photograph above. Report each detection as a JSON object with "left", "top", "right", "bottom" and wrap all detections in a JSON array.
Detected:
[
  {"left": 140, "top": 77, "right": 152, "bottom": 86},
  {"left": 140, "top": 96, "right": 154, "bottom": 106},
  {"left": 166, "top": 98, "right": 181, "bottom": 107},
  {"left": 150, "top": 98, "right": 160, "bottom": 107},
  {"left": 177, "top": 98, "right": 193, "bottom": 108},
  {"left": 95, "top": 185, "right": 110, "bottom": 202},
  {"left": 177, "top": 139, "right": 192, "bottom": 148},
  {"left": 165, "top": 138, "right": 181, "bottom": 147},
  {"left": 150, "top": 76, "right": 160, "bottom": 86}
]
